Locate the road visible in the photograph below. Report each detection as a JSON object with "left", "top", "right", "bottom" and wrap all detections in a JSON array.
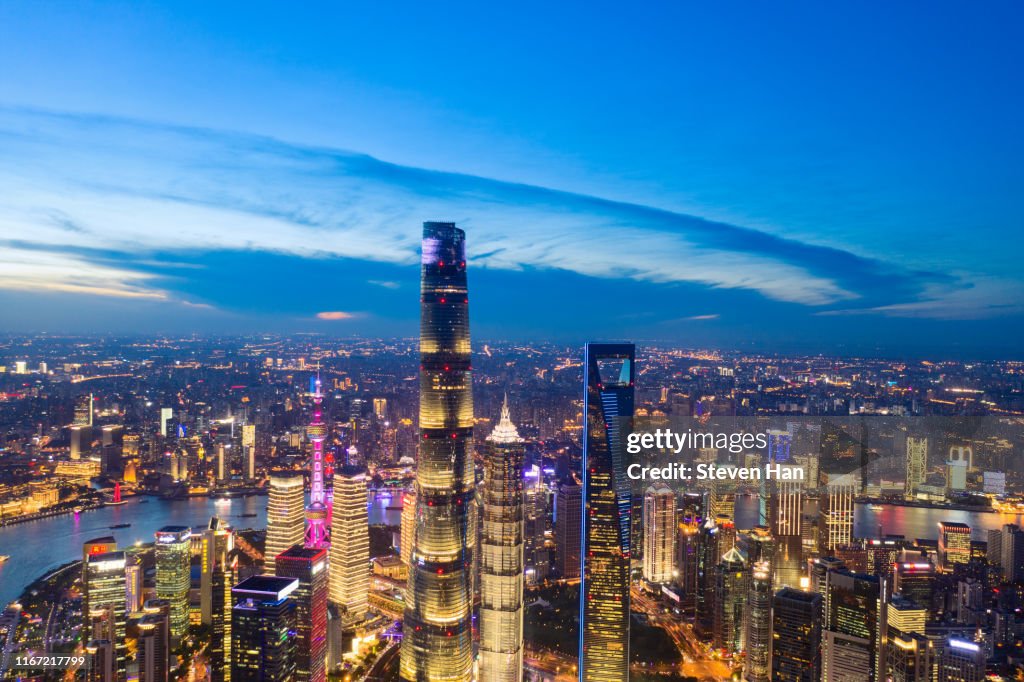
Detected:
[{"left": 0, "top": 605, "right": 22, "bottom": 678}]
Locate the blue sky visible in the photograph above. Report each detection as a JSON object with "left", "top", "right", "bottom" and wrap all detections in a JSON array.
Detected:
[{"left": 1, "top": 1, "right": 1022, "bottom": 357}]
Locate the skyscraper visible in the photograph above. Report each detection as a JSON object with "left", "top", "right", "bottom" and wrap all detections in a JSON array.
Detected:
[
  {"left": 479, "top": 395, "right": 526, "bottom": 682},
  {"left": 822, "top": 570, "right": 882, "bottom": 682},
  {"left": 401, "top": 222, "right": 476, "bottom": 682},
  {"left": 744, "top": 560, "right": 772, "bottom": 682},
  {"left": 329, "top": 466, "right": 369, "bottom": 626},
  {"left": 154, "top": 526, "right": 191, "bottom": 641},
  {"left": 819, "top": 473, "right": 856, "bottom": 551},
  {"left": 938, "top": 638, "right": 985, "bottom": 682},
  {"left": 276, "top": 546, "right": 329, "bottom": 682},
  {"left": 771, "top": 588, "right": 822, "bottom": 682},
  {"left": 555, "top": 481, "right": 582, "bottom": 579},
  {"left": 400, "top": 489, "right": 416, "bottom": 567},
  {"left": 938, "top": 522, "right": 971, "bottom": 571},
  {"left": 231, "top": 576, "right": 299, "bottom": 682},
  {"left": 265, "top": 472, "right": 305, "bottom": 562},
  {"left": 84, "top": 550, "right": 128, "bottom": 680},
  {"left": 642, "top": 483, "right": 676, "bottom": 584},
  {"left": 137, "top": 600, "right": 170, "bottom": 682},
  {"left": 905, "top": 437, "right": 927, "bottom": 499},
  {"left": 305, "top": 375, "right": 329, "bottom": 548},
  {"left": 200, "top": 518, "right": 234, "bottom": 682},
  {"left": 579, "top": 343, "right": 634, "bottom": 682},
  {"left": 712, "top": 546, "right": 747, "bottom": 653}
]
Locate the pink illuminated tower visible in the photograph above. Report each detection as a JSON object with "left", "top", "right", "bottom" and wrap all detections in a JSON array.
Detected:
[{"left": 305, "top": 373, "right": 330, "bottom": 548}]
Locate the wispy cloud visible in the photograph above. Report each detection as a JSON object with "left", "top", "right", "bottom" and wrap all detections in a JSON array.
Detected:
[
  {"left": 0, "top": 106, "right": 1001, "bottom": 320},
  {"left": 315, "top": 311, "right": 357, "bottom": 320}
]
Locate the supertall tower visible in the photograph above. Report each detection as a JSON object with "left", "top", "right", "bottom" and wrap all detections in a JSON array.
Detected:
[
  {"left": 579, "top": 343, "right": 635, "bottom": 682},
  {"left": 401, "top": 222, "right": 475, "bottom": 682},
  {"left": 479, "top": 395, "right": 526, "bottom": 682},
  {"left": 306, "top": 374, "right": 329, "bottom": 548}
]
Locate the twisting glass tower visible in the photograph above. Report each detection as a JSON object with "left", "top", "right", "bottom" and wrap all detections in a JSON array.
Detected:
[
  {"left": 479, "top": 395, "right": 525, "bottom": 682},
  {"left": 579, "top": 343, "right": 635, "bottom": 682},
  {"left": 401, "top": 222, "right": 475, "bottom": 682},
  {"left": 305, "top": 374, "right": 329, "bottom": 549}
]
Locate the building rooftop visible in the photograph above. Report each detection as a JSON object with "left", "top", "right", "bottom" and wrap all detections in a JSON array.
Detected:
[{"left": 233, "top": 575, "right": 299, "bottom": 601}]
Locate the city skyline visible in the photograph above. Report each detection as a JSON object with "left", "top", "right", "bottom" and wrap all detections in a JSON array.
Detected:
[{"left": 1, "top": 3, "right": 1024, "bottom": 356}]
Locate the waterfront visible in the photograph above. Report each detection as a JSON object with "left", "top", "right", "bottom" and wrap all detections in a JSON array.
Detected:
[{"left": 0, "top": 490, "right": 401, "bottom": 609}]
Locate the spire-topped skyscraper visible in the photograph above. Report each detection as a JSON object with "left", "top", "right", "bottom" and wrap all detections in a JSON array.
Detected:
[
  {"left": 479, "top": 394, "right": 526, "bottom": 682},
  {"left": 401, "top": 222, "right": 475, "bottom": 682},
  {"left": 305, "top": 373, "right": 329, "bottom": 549}
]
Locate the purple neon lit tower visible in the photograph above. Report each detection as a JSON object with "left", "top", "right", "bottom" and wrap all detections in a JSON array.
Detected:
[{"left": 305, "top": 374, "right": 329, "bottom": 548}]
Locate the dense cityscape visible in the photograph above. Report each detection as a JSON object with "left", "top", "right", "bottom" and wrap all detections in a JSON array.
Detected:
[{"left": 1, "top": 224, "right": 1023, "bottom": 682}]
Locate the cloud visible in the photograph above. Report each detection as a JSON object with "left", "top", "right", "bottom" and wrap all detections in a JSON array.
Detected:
[
  {"left": 0, "top": 105, "right": 994, "bottom": 320},
  {"left": 315, "top": 311, "right": 357, "bottom": 320},
  {"left": 686, "top": 314, "right": 720, "bottom": 321}
]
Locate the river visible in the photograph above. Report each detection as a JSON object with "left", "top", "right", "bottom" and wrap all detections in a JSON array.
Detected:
[{"left": 0, "top": 491, "right": 402, "bottom": 609}]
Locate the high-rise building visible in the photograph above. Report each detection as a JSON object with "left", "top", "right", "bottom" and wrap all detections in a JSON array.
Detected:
[
  {"left": 216, "top": 443, "right": 228, "bottom": 482},
  {"left": 84, "top": 550, "right": 128, "bottom": 680},
  {"left": 137, "top": 600, "right": 170, "bottom": 682},
  {"left": 938, "top": 522, "right": 971, "bottom": 571},
  {"left": 819, "top": 473, "right": 856, "bottom": 551},
  {"left": 744, "top": 560, "right": 772, "bottom": 682},
  {"left": 938, "top": 638, "right": 985, "bottom": 682},
  {"left": 905, "top": 437, "right": 928, "bottom": 499},
  {"left": 893, "top": 560, "right": 936, "bottom": 615},
  {"left": 554, "top": 481, "right": 582, "bottom": 579},
  {"left": 265, "top": 472, "right": 305, "bottom": 562},
  {"left": 479, "top": 395, "right": 525, "bottom": 682},
  {"left": 401, "top": 222, "right": 476, "bottom": 682},
  {"left": 75, "top": 393, "right": 94, "bottom": 427},
  {"left": 199, "top": 518, "right": 234, "bottom": 682},
  {"left": 712, "top": 546, "right": 747, "bottom": 653},
  {"left": 154, "top": 526, "right": 191, "bottom": 641},
  {"left": 771, "top": 588, "right": 822, "bottom": 682},
  {"left": 642, "top": 483, "right": 676, "bottom": 584},
  {"left": 231, "top": 576, "right": 299, "bottom": 682},
  {"left": 329, "top": 466, "right": 369, "bottom": 626},
  {"left": 707, "top": 466, "right": 738, "bottom": 521},
  {"left": 305, "top": 375, "right": 329, "bottom": 548},
  {"left": 523, "top": 465, "right": 550, "bottom": 585},
  {"left": 822, "top": 570, "right": 882, "bottom": 682},
  {"left": 771, "top": 469, "right": 804, "bottom": 538},
  {"left": 695, "top": 517, "right": 721, "bottom": 639},
  {"left": 85, "top": 639, "right": 115, "bottom": 682},
  {"left": 997, "top": 523, "right": 1024, "bottom": 582},
  {"left": 276, "top": 546, "right": 329, "bottom": 682},
  {"left": 886, "top": 632, "right": 932, "bottom": 682},
  {"left": 159, "top": 407, "right": 173, "bottom": 438},
  {"left": 579, "top": 343, "right": 635, "bottom": 682}
]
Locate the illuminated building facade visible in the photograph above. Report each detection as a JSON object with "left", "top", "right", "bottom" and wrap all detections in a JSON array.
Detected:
[
  {"left": 231, "top": 576, "right": 299, "bottom": 682},
  {"left": 905, "top": 437, "right": 927, "bottom": 499},
  {"left": 771, "top": 588, "right": 822, "bottom": 682},
  {"left": 938, "top": 521, "right": 971, "bottom": 571},
  {"left": 200, "top": 518, "right": 234, "bottom": 682},
  {"left": 401, "top": 222, "right": 476, "bottom": 682},
  {"left": 400, "top": 489, "right": 416, "bottom": 567},
  {"left": 479, "top": 395, "right": 525, "bottom": 682},
  {"left": 305, "top": 375, "right": 329, "bottom": 548},
  {"left": 555, "top": 481, "right": 582, "bottom": 579},
  {"left": 329, "top": 466, "right": 369, "bottom": 625},
  {"left": 265, "top": 472, "right": 305, "bottom": 562},
  {"left": 822, "top": 570, "right": 882, "bottom": 682},
  {"left": 819, "top": 474, "right": 856, "bottom": 551},
  {"left": 155, "top": 526, "right": 191, "bottom": 641},
  {"left": 579, "top": 343, "right": 634, "bottom": 682},
  {"left": 642, "top": 483, "right": 676, "bottom": 584},
  {"left": 744, "top": 560, "right": 772, "bottom": 682},
  {"left": 84, "top": 550, "right": 128, "bottom": 680},
  {"left": 276, "top": 546, "right": 329, "bottom": 682},
  {"left": 137, "top": 601, "right": 170, "bottom": 682},
  {"left": 713, "top": 546, "right": 747, "bottom": 653},
  {"left": 938, "top": 638, "right": 985, "bottom": 682}
]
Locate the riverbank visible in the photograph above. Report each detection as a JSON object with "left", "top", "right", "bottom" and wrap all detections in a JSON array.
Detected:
[{"left": 0, "top": 502, "right": 104, "bottom": 528}]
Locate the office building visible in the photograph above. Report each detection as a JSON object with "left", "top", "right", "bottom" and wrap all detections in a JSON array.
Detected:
[
  {"left": 231, "top": 576, "right": 299, "bottom": 682},
  {"left": 893, "top": 560, "right": 936, "bottom": 615},
  {"left": 401, "top": 222, "right": 476, "bottom": 682},
  {"left": 771, "top": 588, "right": 822, "bottom": 682},
  {"left": 479, "top": 395, "right": 526, "bottom": 682},
  {"left": 743, "top": 561, "right": 772, "bottom": 682},
  {"left": 712, "top": 546, "right": 747, "bottom": 653},
  {"left": 199, "top": 519, "right": 234, "bottom": 681},
  {"left": 938, "top": 522, "right": 971, "bottom": 571},
  {"left": 265, "top": 472, "right": 305, "bottom": 562},
  {"left": 84, "top": 550, "right": 128, "bottom": 680},
  {"left": 555, "top": 481, "right": 582, "bottom": 579},
  {"left": 938, "top": 638, "right": 985, "bottom": 682},
  {"left": 137, "top": 601, "right": 170, "bottom": 682},
  {"left": 85, "top": 640, "right": 115, "bottom": 682},
  {"left": 819, "top": 473, "right": 856, "bottom": 551},
  {"left": 579, "top": 343, "right": 635, "bottom": 682},
  {"left": 400, "top": 489, "right": 416, "bottom": 567},
  {"left": 822, "top": 570, "right": 882, "bottom": 682},
  {"left": 329, "top": 466, "right": 369, "bottom": 626},
  {"left": 155, "top": 526, "right": 191, "bottom": 641},
  {"left": 523, "top": 465, "right": 550, "bottom": 584},
  {"left": 276, "top": 546, "right": 329, "bottom": 682},
  {"left": 642, "top": 483, "right": 676, "bottom": 584},
  {"left": 905, "top": 437, "right": 927, "bottom": 498}
]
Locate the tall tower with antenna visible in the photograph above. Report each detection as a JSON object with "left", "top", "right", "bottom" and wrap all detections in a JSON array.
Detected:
[{"left": 305, "top": 372, "right": 329, "bottom": 548}]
